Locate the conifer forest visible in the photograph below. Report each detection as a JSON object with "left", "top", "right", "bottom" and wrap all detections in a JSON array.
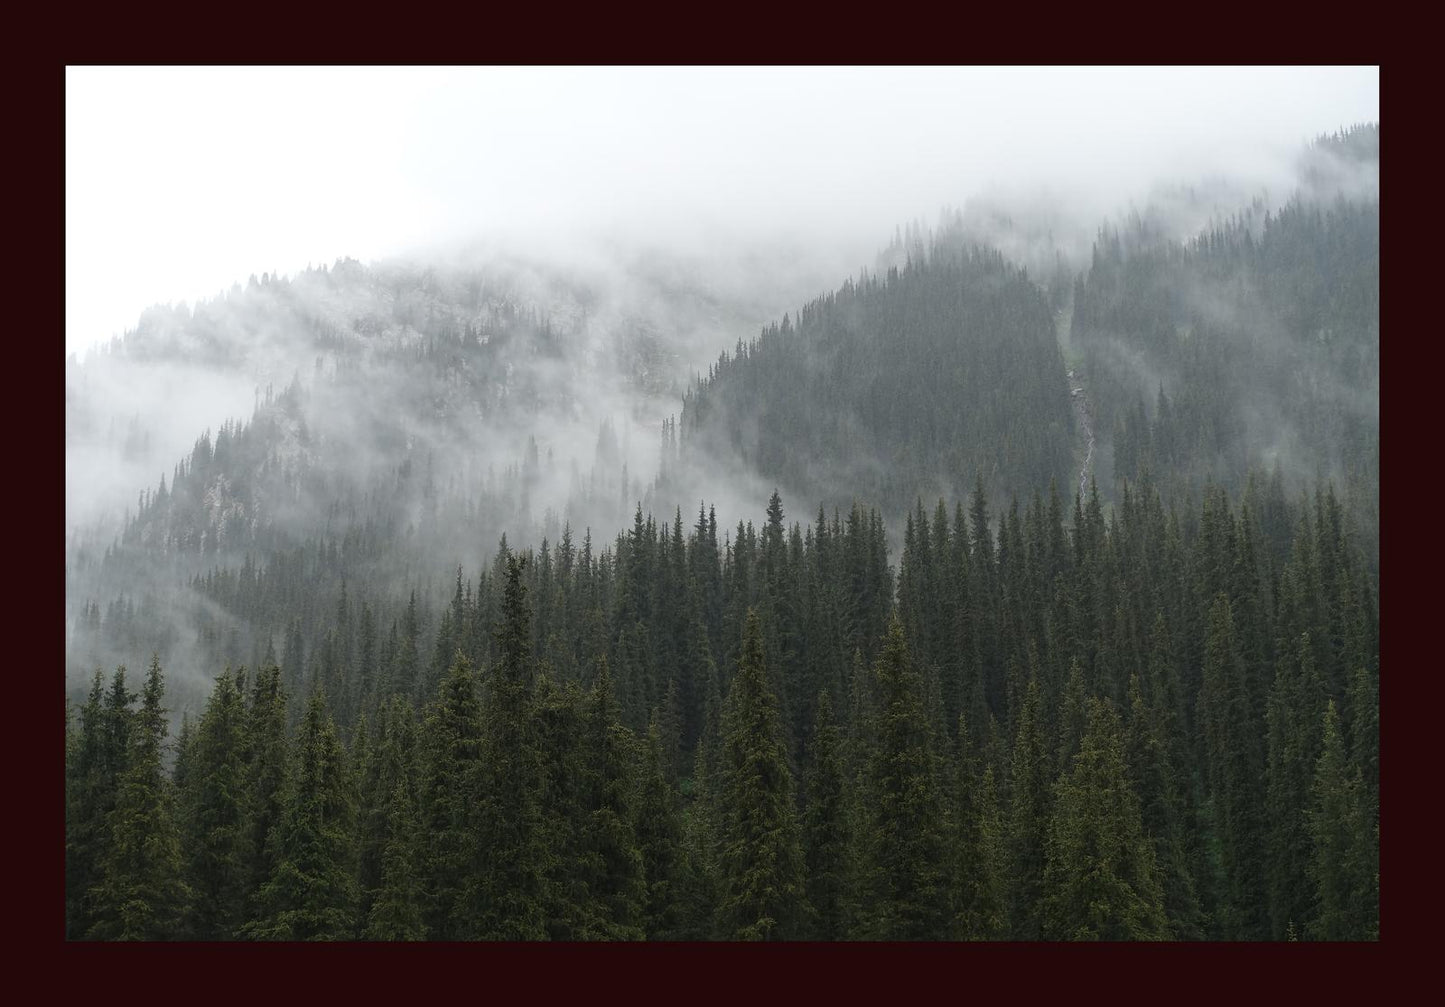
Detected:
[{"left": 65, "top": 70, "right": 1379, "bottom": 942}]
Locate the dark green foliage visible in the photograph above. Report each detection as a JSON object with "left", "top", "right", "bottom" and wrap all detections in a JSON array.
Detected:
[
  {"left": 417, "top": 653, "right": 481, "bottom": 939},
  {"left": 241, "top": 663, "right": 289, "bottom": 920},
  {"left": 67, "top": 669, "right": 133, "bottom": 939},
  {"left": 803, "top": 690, "right": 851, "bottom": 940},
  {"left": 1124, "top": 675, "right": 1204, "bottom": 939},
  {"left": 466, "top": 555, "right": 551, "bottom": 939},
  {"left": 1264, "top": 634, "right": 1326, "bottom": 939},
  {"left": 1307, "top": 701, "right": 1376, "bottom": 940},
  {"left": 715, "top": 610, "right": 808, "bottom": 940},
  {"left": 365, "top": 779, "right": 426, "bottom": 940},
  {"left": 87, "top": 656, "right": 191, "bottom": 940},
  {"left": 1006, "top": 678, "right": 1052, "bottom": 939},
  {"left": 576, "top": 660, "right": 646, "bottom": 939},
  {"left": 952, "top": 711, "right": 1006, "bottom": 939},
  {"left": 636, "top": 716, "right": 685, "bottom": 939},
  {"left": 1043, "top": 698, "right": 1168, "bottom": 940},
  {"left": 67, "top": 475, "right": 1375, "bottom": 941},
  {"left": 1198, "top": 594, "right": 1268, "bottom": 939},
  {"left": 179, "top": 666, "right": 251, "bottom": 939},
  {"left": 243, "top": 689, "right": 358, "bottom": 940},
  {"left": 860, "top": 615, "right": 951, "bottom": 939}
]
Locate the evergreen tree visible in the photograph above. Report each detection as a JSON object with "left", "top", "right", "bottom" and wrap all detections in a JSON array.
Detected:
[
  {"left": 715, "top": 609, "right": 808, "bottom": 940},
  {"left": 952, "top": 711, "right": 1005, "bottom": 939},
  {"left": 241, "top": 663, "right": 289, "bottom": 922},
  {"left": 180, "top": 666, "right": 251, "bottom": 939},
  {"left": 803, "top": 690, "right": 851, "bottom": 940},
  {"left": 1124, "top": 675, "right": 1203, "bottom": 939},
  {"left": 1198, "top": 594, "right": 1268, "bottom": 939},
  {"left": 1264, "top": 633, "right": 1325, "bottom": 940},
  {"left": 1307, "top": 701, "right": 1376, "bottom": 940},
  {"left": 67, "top": 669, "right": 133, "bottom": 939},
  {"left": 636, "top": 715, "right": 685, "bottom": 939},
  {"left": 1043, "top": 698, "right": 1168, "bottom": 940},
  {"left": 467, "top": 555, "right": 551, "bottom": 939},
  {"left": 862, "top": 615, "right": 951, "bottom": 939},
  {"left": 578, "top": 659, "right": 647, "bottom": 939},
  {"left": 365, "top": 779, "right": 426, "bottom": 940},
  {"left": 417, "top": 652, "right": 482, "bottom": 939},
  {"left": 88, "top": 656, "right": 190, "bottom": 940},
  {"left": 1007, "top": 678, "right": 1052, "bottom": 939},
  {"left": 243, "top": 689, "right": 358, "bottom": 940}
]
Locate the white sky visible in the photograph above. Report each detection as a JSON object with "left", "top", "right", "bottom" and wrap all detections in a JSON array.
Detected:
[{"left": 65, "top": 66, "right": 1379, "bottom": 358}]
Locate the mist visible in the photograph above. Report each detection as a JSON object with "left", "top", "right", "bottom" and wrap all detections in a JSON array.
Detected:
[
  {"left": 64, "top": 66, "right": 1378, "bottom": 710},
  {"left": 67, "top": 67, "right": 1378, "bottom": 356}
]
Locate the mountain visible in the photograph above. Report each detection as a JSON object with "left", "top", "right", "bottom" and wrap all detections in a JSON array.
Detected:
[{"left": 64, "top": 124, "right": 1380, "bottom": 943}]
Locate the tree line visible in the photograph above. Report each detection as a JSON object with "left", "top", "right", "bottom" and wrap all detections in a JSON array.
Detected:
[{"left": 67, "top": 477, "right": 1378, "bottom": 940}]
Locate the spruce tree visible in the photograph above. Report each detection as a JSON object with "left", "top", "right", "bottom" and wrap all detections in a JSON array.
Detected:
[
  {"left": 243, "top": 689, "right": 358, "bottom": 940},
  {"left": 862, "top": 614, "right": 951, "bottom": 939},
  {"left": 88, "top": 656, "right": 190, "bottom": 940},
  {"left": 1124, "top": 675, "right": 1203, "bottom": 939},
  {"left": 715, "top": 609, "right": 808, "bottom": 940},
  {"left": 1198, "top": 594, "right": 1268, "bottom": 939},
  {"left": 1007, "top": 677, "right": 1052, "bottom": 939},
  {"left": 67, "top": 669, "right": 132, "bottom": 939},
  {"left": 180, "top": 666, "right": 251, "bottom": 939},
  {"left": 417, "top": 652, "right": 482, "bottom": 939},
  {"left": 578, "top": 659, "right": 646, "bottom": 939},
  {"left": 364, "top": 779, "right": 426, "bottom": 940},
  {"left": 636, "top": 715, "right": 684, "bottom": 939},
  {"left": 467, "top": 555, "right": 551, "bottom": 939},
  {"left": 803, "top": 690, "right": 851, "bottom": 940},
  {"left": 241, "top": 663, "right": 289, "bottom": 923},
  {"left": 952, "top": 710, "right": 1005, "bottom": 939},
  {"left": 1264, "top": 633, "right": 1325, "bottom": 940},
  {"left": 1043, "top": 698, "right": 1168, "bottom": 940},
  {"left": 1307, "top": 701, "right": 1375, "bottom": 940}
]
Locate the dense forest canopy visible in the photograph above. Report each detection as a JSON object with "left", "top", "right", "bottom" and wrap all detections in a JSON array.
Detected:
[{"left": 64, "top": 123, "right": 1379, "bottom": 941}]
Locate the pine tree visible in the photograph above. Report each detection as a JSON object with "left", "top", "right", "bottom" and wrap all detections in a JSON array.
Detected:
[
  {"left": 715, "top": 609, "right": 808, "bottom": 940},
  {"left": 88, "top": 656, "right": 191, "bottom": 940},
  {"left": 803, "top": 690, "right": 851, "bottom": 940},
  {"left": 180, "top": 666, "right": 251, "bottom": 939},
  {"left": 467, "top": 555, "right": 551, "bottom": 939},
  {"left": 67, "top": 669, "right": 133, "bottom": 939},
  {"left": 862, "top": 614, "right": 951, "bottom": 939},
  {"left": 1307, "top": 701, "right": 1375, "bottom": 940},
  {"left": 364, "top": 779, "right": 425, "bottom": 940},
  {"left": 1007, "top": 677, "right": 1052, "bottom": 939},
  {"left": 241, "top": 663, "right": 289, "bottom": 922},
  {"left": 1264, "top": 633, "right": 1325, "bottom": 940},
  {"left": 1197, "top": 593, "right": 1268, "bottom": 939},
  {"left": 243, "top": 689, "right": 358, "bottom": 940},
  {"left": 1043, "top": 698, "right": 1168, "bottom": 940},
  {"left": 531, "top": 672, "right": 591, "bottom": 940},
  {"left": 417, "top": 652, "right": 482, "bottom": 939},
  {"left": 1124, "top": 675, "right": 1203, "bottom": 939},
  {"left": 578, "top": 659, "right": 646, "bottom": 939},
  {"left": 636, "top": 715, "right": 684, "bottom": 939},
  {"left": 952, "top": 710, "right": 1005, "bottom": 939}
]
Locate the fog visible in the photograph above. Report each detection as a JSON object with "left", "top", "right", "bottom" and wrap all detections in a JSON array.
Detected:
[
  {"left": 67, "top": 67, "right": 1378, "bottom": 358},
  {"left": 64, "top": 67, "right": 1378, "bottom": 707}
]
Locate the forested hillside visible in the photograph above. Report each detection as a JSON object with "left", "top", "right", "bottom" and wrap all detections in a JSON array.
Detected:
[
  {"left": 66, "top": 479, "right": 1379, "bottom": 940},
  {"left": 1073, "top": 125, "right": 1379, "bottom": 562},
  {"left": 64, "top": 122, "right": 1380, "bottom": 941},
  {"left": 673, "top": 248, "right": 1074, "bottom": 523}
]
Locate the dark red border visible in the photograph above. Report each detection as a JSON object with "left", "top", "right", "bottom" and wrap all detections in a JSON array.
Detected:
[{"left": 43, "top": 56, "right": 1400, "bottom": 998}]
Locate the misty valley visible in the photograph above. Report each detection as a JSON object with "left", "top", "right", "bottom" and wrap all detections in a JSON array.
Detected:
[{"left": 64, "top": 121, "right": 1379, "bottom": 942}]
